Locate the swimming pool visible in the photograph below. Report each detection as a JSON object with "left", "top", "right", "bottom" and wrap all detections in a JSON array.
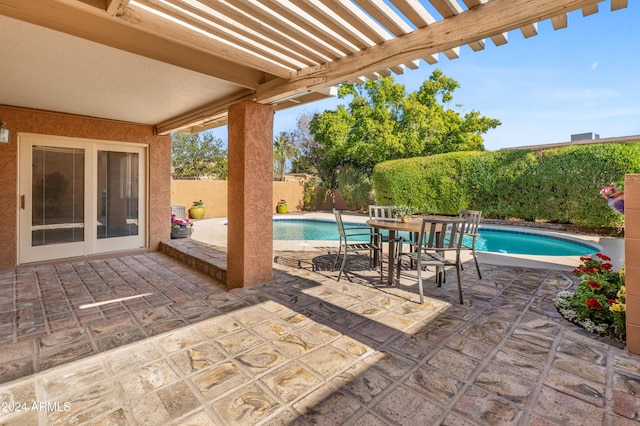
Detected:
[{"left": 272, "top": 218, "right": 599, "bottom": 256}]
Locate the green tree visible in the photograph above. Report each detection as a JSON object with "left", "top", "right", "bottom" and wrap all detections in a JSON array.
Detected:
[
  {"left": 273, "top": 132, "right": 298, "bottom": 181},
  {"left": 289, "top": 113, "right": 321, "bottom": 177},
  {"left": 171, "top": 131, "right": 228, "bottom": 179},
  {"left": 310, "top": 70, "right": 500, "bottom": 186}
]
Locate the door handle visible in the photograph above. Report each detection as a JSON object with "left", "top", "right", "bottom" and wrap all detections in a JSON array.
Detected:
[{"left": 20, "top": 194, "right": 25, "bottom": 209}]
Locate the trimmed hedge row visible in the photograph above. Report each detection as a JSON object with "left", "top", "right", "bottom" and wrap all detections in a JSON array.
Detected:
[{"left": 372, "top": 143, "right": 640, "bottom": 228}]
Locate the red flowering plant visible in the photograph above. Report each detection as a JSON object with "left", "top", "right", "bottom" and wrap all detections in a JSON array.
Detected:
[
  {"left": 555, "top": 253, "right": 626, "bottom": 340},
  {"left": 572, "top": 253, "right": 616, "bottom": 280},
  {"left": 171, "top": 213, "right": 193, "bottom": 229}
]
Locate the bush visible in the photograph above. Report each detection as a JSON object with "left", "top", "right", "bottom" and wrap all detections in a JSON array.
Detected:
[
  {"left": 373, "top": 151, "right": 487, "bottom": 214},
  {"left": 337, "top": 165, "right": 375, "bottom": 211},
  {"left": 554, "top": 254, "right": 626, "bottom": 340},
  {"left": 302, "top": 177, "right": 327, "bottom": 210},
  {"left": 372, "top": 143, "right": 640, "bottom": 229}
]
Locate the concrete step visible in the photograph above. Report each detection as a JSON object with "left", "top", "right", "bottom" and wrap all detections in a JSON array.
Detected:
[{"left": 160, "top": 238, "right": 227, "bottom": 286}]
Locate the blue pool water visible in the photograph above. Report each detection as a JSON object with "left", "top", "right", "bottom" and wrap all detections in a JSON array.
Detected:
[{"left": 272, "top": 219, "right": 599, "bottom": 256}]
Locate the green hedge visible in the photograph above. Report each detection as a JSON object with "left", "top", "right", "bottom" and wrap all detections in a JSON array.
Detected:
[{"left": 372, "top": 143, "right": 640, "bottom": 228}]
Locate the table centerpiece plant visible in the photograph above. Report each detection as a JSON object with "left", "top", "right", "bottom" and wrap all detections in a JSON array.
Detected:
[{"left": 393, "top": 205, "right": 416, "bottom": 223}]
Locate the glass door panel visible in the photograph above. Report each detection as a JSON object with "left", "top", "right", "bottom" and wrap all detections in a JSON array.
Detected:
[
  {"left": 31, "top": 145, "right": 85, "bottom": 246},
  {"left": 19, "top": 134, "right": 146, "bottom": 264},
  {"left": 97, "top": 151, "right": 139, "bottom": 239}
]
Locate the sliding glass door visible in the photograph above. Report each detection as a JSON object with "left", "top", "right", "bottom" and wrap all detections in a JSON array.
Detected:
[{"left": 19, "top": 134, "right": 146, "bottom": 264}]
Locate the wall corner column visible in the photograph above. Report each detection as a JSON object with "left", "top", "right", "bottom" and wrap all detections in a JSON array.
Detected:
[
  {"left": 625, "top": 174, "right": 640, "bottom": 354},
  {"left": 227, "top": 101, "right": 274, "bottom": 289}
]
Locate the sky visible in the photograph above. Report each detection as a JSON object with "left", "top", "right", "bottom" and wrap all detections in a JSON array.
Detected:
[{"left": 209, "top": 1, "right": 640, "bottom": 152}]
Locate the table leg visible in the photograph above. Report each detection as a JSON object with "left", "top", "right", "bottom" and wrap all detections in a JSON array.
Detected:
[{"left": 387, "top": 230, "right": 396, "bottom": 286}]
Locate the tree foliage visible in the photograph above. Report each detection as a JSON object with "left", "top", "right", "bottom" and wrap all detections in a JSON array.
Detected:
[
  {"left": 289, "top": 113, "right": 322, "bottom": 177},
  {"left": 273, "top": 132, "right": 298, "bottom": 181},
  {"left": 310, "top": 70, "right": 500, "bottom": 186},
  {"left": 171, "top": 131, "right": 228, "bottom": 179}
]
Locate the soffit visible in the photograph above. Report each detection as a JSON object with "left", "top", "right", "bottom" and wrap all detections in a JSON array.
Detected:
[{"left": 0, "top": 15, "right": 239, "bottom": 126}]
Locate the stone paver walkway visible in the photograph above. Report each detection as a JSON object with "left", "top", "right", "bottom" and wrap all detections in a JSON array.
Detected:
[{"left": 0, "top": 242, "right": 638, "bottom": 425}]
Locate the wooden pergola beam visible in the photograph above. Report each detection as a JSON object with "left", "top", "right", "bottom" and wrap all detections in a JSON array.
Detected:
[{"left": 256, "top": 0, "right": 603, "bottom": 103}]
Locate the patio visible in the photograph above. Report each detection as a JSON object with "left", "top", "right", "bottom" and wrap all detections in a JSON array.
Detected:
[{"left": 1, "top": 236, "right": 638, "bottom": 425}]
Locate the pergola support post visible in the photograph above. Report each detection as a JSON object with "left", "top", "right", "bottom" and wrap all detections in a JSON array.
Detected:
[
  {"left": 625, "top": 174, "right": 640, "bottom": 354},
  {"left": 226, "top": 101, "right": 274, "bottom": 289}
]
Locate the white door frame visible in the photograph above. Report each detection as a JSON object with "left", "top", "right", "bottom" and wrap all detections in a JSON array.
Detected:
[{"left": 18, "top": 133, "right": 147, "bottom": 264}]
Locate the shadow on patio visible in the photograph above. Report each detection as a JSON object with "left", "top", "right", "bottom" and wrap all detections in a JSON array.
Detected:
[{"left": 0, "top": 239, "right": 638, "bottom": 425}]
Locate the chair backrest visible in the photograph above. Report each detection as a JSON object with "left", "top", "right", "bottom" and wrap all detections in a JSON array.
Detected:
[
  {"left": 333, "top": 209, "right": 346, "bottom": 238},
  {"left": 368, "top": 205, "right": 394, "bottom": 219},
  {"left": 459, "top": 209, "right": 482, "bottom": 235},
  {"left": 417, "top": 218, "right": 466, "bottom": 252}
]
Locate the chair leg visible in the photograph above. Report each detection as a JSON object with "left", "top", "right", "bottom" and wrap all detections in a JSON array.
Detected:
[
  {"left": 455, "top": 265, "right": 464, "bottom": 304},
  {"left": 436, "top": 266, "right": 444, "bottom": 287},
  {"left": 417, "top": 261, "right": 424, "bottom": 304},
  {"left": 473, "top": 250, "right": 482, "bottom": 279},
  {"left": 337, "top": 250, "right": 349, "bottom": 281},
  {"left": 332, "top": 245, "right": 343, "bottom": 271},
  {"left": 372, "top": 235, "right": 380, "bottom": 268}
]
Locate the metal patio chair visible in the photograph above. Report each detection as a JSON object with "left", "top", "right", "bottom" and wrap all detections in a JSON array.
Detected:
[
  {"left": 368, "top": 205, "right": 394, "bottom": 242},
  {"left": 396, "top": 218, "right": 466, "bottom": 304},
  {"left": 333, "top": 209, "right": 383, "bottom": 282},
  {"left": 459, "top": 209, "right": 483, "bottom": 279},
  {"left": 368, "top": 205, "right": 394, "bottom": 265}
]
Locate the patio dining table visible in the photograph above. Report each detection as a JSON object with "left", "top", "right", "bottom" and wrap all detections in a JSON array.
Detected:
[{"left": 366, "top": 217, "right": 443, "bottom": 286}]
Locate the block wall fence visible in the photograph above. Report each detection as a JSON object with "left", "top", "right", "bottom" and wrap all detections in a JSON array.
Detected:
[{"left": 170, "top": 179, "right": 348, "bottom": 218}]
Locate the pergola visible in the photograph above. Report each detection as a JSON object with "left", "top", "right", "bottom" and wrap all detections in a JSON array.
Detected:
[
  {"left": 0, "top": 0, "right": 627, "bottom": 134},
  {"left": 0, "top": 1, "right": 632, "bottom": 293}
]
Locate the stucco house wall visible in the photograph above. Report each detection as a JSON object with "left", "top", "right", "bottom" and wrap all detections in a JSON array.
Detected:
[{"left": 0, "top": 105, "right": 171, "bottom": 269}]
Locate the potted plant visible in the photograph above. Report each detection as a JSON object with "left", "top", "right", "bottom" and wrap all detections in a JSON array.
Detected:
[
  {"left": 276, "top": 199, "right": 288, "bottom": 214},
  {"left": 393, "top": 205, "right": 416, "bottom": 223},
  {"left": 189, "top": 199, "right": 206, "bottom": 219},
  {"left": 600, "top": 186, "right": 624, "bottom": 215},
  {"left": 171, "top": 214, "right": 194, "bottom": 239}
]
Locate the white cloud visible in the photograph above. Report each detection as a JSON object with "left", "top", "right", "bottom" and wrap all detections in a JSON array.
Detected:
[{"left": 591, "top": 61, "right": 599, "bottom": 69}]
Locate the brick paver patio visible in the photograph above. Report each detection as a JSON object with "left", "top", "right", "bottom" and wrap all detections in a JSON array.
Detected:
[{"left": 0, "top": 240, "right": 638, "bottom": 425}]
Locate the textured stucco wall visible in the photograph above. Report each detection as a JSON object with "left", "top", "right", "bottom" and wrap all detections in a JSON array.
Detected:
[
  {"left": 171, "top": 179, "right": 229, "bottom": 218},
  {"left": 0, "top": 105, "right": 170, "bottom": 269},
  {"left": 625, "top": 174, "right": 640, "bottom": 354},
  {"left": 227, "top": 101, "right": 274, "bottom": 289},
  {"left": 170, "top": 179, "right": 306, "bottom": 217}
]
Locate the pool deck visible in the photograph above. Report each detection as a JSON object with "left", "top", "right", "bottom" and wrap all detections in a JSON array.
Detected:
[
  {"left": 0, "top": 213, "right": 634, "bottom": 425},
  {"left": 191, "top": 212, "right": 625, "bottom": 272}
]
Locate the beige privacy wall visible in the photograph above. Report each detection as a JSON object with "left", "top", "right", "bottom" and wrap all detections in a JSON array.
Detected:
[{"left": 171, "top": 179, "right": 306, "bottom": 218}]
